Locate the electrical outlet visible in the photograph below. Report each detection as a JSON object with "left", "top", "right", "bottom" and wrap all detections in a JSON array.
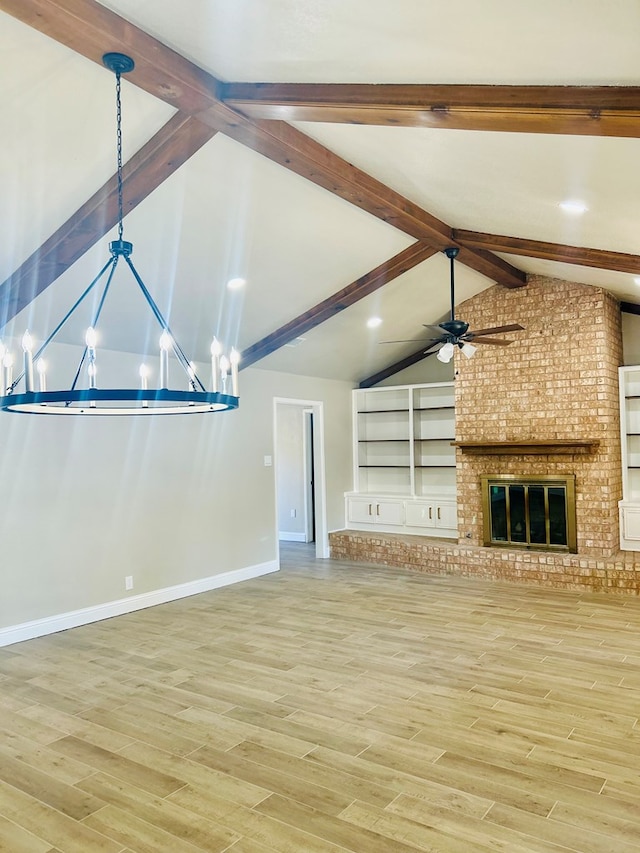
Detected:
[
  {"left": 125, "top": 575, "right": 133, "bottom": 591},
  {"left": 290, "top": 509, "right": 296, "bottom": 518}
]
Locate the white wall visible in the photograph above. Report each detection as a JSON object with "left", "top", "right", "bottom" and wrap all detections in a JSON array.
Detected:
[
  {"left": 0, "top": 357, "right": 353, "bottom": 634},
  {"left": 276, "top": 404, "right": 306, "bottom": 539}
]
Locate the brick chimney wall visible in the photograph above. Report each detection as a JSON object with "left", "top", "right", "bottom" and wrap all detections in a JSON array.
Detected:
[{"left": 455, "top": 276, "right": 623, "bottom": 557}]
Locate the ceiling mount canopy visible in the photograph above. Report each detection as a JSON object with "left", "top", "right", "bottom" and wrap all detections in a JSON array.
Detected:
[{"left": 0, "top": 52, "right": 239, "bottom": 416}]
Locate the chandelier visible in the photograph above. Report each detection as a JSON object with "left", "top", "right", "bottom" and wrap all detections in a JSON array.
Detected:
[{"left": 0, "top": 53, "right": 239, "bottom": 416}]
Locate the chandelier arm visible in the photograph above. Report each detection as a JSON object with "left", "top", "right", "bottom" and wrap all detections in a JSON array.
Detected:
[
  {"left": 7, "top": 255, "right": 118, "bottom": 394},
  {"left": 123, "top": 255, "right": 207, "bottom": 392},
  {"left": 69, "top": 255, "right": 120, "bottom": 394}
]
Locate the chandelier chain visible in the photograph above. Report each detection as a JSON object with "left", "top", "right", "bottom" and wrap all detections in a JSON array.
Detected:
[{"left": 115, "top": 69, "right": 124, "bottom": 242}]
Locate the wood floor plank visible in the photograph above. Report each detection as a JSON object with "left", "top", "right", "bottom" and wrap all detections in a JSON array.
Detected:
[
  {"left": 119, "top": 741, "right": 271, "bottom": 808},
  {"left": 2, "top": 542, "right": 640, "bottom": 851},
  {"left": 188, "top": 743, "right": 354, "bottom": 816},
  {"left": 255, "top": 792, "right": 424, "bottom": 853},
  {"left": 0, "top": 813, "right": 57, "bottom": 853},
  {"left": 48, "top": 736, "right": 186, "bottom": 798},
  {"left": 375, "top": 797, "right": 570, "bottom": 853},
  {"left": 168, "top": 786, "right": 348, "bottom": 852},
  {"left": 0, "top": 753, "right": 104, "bottom": 820},
  {"left": 484, "top": 801, "right": 640, "bottom": 853},
  {"left": 77, "top": 771, "right": 240, "bottom": 851},
  {"left": 0, "top": 780, "right": 123, "bottom": 853}
]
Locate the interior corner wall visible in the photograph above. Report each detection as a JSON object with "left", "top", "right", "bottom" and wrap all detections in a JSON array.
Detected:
[{"left": 0, "top": 360, "right": 353, "bottom": 635}]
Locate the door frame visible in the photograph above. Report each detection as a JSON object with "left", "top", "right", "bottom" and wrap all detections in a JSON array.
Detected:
[{"left": 273, "top": 397, "right": 329, "bottom": 559}]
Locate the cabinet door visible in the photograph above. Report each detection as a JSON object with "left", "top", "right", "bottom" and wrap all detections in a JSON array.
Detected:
[
  {"left": 347, "top": 497, "right": 404, "bottom": 526},
  {"left": 434, "top": 502, "right": 457, "bottom": 530},
  {"left": 622, "top": 506, "right": 640, "bottom": 541},
  {"left": 375, "top": 500, "right": 404, "bottom": 525},
  {"left": 347, "top": 497, "right": 376, "bottom": 524},
  {"left": 405, "top": 502, "right": 436, "bottom": 529}
]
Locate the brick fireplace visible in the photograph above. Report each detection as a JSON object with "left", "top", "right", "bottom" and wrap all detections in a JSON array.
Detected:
[
  {"left": 330, "top": 276, "right": 640, "bottom": 592},
  {"left": 454, "top": 275, "right": 622, "bottom": 558}
]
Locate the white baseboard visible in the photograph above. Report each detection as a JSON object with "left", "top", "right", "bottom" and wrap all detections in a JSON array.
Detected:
[
  {"left": 279, "top": 531, "right": 306, "bottom": 542},
  {"left": 0, "top": 560, "right": 279, "bottom": 648}
]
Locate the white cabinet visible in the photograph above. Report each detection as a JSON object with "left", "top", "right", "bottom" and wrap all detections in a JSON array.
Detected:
[
  {"left": 347, "top": 497, "right": 404, "bottom": 527},
  {"left": 619, "top": 366, "right": 640, "bottom": 550},
  {"left": 348, "top": 382, "right": 458, "bottom": 539},
  {"left": 405, "top": 500, "right": 457, "bottom": 534}
]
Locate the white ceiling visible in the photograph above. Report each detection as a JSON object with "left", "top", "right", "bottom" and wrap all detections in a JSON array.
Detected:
[{"left": 2, "top": 0, "right": 640, "bottom": 385}]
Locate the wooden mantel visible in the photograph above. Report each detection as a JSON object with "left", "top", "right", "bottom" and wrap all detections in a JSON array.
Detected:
[{"left": 451, "top": 439, "right": 600, "bottom": 455}]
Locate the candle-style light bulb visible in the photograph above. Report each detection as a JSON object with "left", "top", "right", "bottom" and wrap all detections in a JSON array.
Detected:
[
  {"left": 0, "top": 341, "right": 5, "bottom": 362},
  {"left": 2, "top": 351, "right": 13, "bottom": 394},
  {"left": 87, "top": 361, "right": 97, "bottom": 407},
  {"left": 229, "top": 348, "right": 240, "bottom": 397},
  {"left": 21, "top": 331, "right": 33, "bottom": 353},
  {"left": 36, "top": 358, "right": 47, "bottom": 392},
  {"left": 219, "top": 354, "right": 230, "bottom": 393},
  {"left": 85, "top": 326, "right": 97, "bottom": 349},
  {"left": 210, "top": 337, "right": 222, "bottom": 393},
  {"left": 22, "top": 330, "right": 34, "bottom": 392},
  {"left": 159, "top": 331, "right": 172, "bottom": 389},
  {"left": 139, "top": 363, "right": 149, "bottom": 408}
]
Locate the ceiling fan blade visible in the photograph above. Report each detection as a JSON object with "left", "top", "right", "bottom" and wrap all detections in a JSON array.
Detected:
[
  {"left": 467, "top": 323, "right": 524, "bottom": 337},
  {"left": 379, "top": 337, "right": 443, "bottom": 345},
  {"left": 422, "top": 323, "right": 448, "bottom": 332},
  {"left": 470, "top": 337, "right": 515, "bottom": 346}
]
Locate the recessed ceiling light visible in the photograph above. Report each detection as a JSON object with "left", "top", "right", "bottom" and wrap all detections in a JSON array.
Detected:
[
  {"left": 227, "top": 277, "right": 246, "bottom": 291},
  {"left": 559, "top": 200, "right": 588, "bottom": 215},
  {"left": 367, "top": 316, "right": 382, "bottom": 329}
]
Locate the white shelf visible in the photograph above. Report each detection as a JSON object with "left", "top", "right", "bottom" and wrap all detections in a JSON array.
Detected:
[
  {"left": 349, "top": 382, "right": 457, "bottom": 537},
  {"left": 618, "top": 366, "right": 640, "bottom": 549}
]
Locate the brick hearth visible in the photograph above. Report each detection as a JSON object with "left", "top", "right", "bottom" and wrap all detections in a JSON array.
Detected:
[{"left": 329, "top": 531, "right": 640, "bottom": 593}]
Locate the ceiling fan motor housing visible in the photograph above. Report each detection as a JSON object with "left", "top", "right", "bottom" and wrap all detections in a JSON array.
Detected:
[{"left": 439, "top": 319, "right": 470, "bottom": 338}]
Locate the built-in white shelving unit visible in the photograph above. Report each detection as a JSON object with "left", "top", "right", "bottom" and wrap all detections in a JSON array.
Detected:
[
  {"left": 619, "top": 366, "right": 640, "bottom": 550},
  {"left": 346, "top": 382, "right": 457, "bottom": 538}
]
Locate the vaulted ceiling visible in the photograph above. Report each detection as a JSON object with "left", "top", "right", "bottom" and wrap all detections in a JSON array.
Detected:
[{"left": 2, "top": 0, "right": 640, "bottom": 386}]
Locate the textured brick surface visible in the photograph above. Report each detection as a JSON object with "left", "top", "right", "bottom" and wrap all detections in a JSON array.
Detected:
[
  {"left": 329, "top": 531, "right": 640, "bottom": 593},
  {"left": 455, "top": 277, "right": 622, "bottom": 557}
]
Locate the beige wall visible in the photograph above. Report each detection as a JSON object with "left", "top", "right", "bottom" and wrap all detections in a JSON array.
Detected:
[
  {"left": 0, "top": 358, "right": 353, "bottom": 631},
  {"left": 276, "top": 404, "right": 307, "bottom": 539}
]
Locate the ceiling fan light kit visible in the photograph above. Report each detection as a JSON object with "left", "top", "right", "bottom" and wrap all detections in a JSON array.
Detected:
[{"left": 0, "top": 52, "right": 239, "bottom": 416}]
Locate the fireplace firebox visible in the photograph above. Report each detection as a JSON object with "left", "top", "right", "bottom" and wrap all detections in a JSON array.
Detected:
[{"left": 481, "top": 475, "right": 577, "bottom": 553}]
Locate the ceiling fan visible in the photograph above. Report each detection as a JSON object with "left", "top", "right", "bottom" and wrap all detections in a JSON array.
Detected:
[{"left": 383, "top": 247, "right": 524, "bottom": 363}]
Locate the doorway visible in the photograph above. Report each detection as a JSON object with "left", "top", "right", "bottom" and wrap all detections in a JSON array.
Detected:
[{"left": 274, "top": 398, "right": 328, "bottom": 559}]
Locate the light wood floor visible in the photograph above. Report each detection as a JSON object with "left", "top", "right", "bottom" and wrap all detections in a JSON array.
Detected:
[{"left": 1, "top": 544, "right": 640, "bottom": 852}]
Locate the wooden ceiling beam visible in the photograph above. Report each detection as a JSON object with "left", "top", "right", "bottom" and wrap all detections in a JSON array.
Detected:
[
  {"left": 0, "top": 0, "right": 526, "bottom": 291},
  {"left": 222, "top": 83, "right": 640, "bottom": 138},
  {"left": 241, "top": 242, "right": 438, "bottom": 368},
  {"left": 0, "top": 113, "right": 216, "bottom": 324},
  {"left": 454, "top": 230, "right": 640, "bottom": 275},
  {"left": 359, "top": 345, "right": 437, "bottom": 388}
]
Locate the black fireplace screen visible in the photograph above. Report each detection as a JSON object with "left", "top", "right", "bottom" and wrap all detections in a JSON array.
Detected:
[{"left": 481, "top": 475, "right": 577, "bottom": 552}]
